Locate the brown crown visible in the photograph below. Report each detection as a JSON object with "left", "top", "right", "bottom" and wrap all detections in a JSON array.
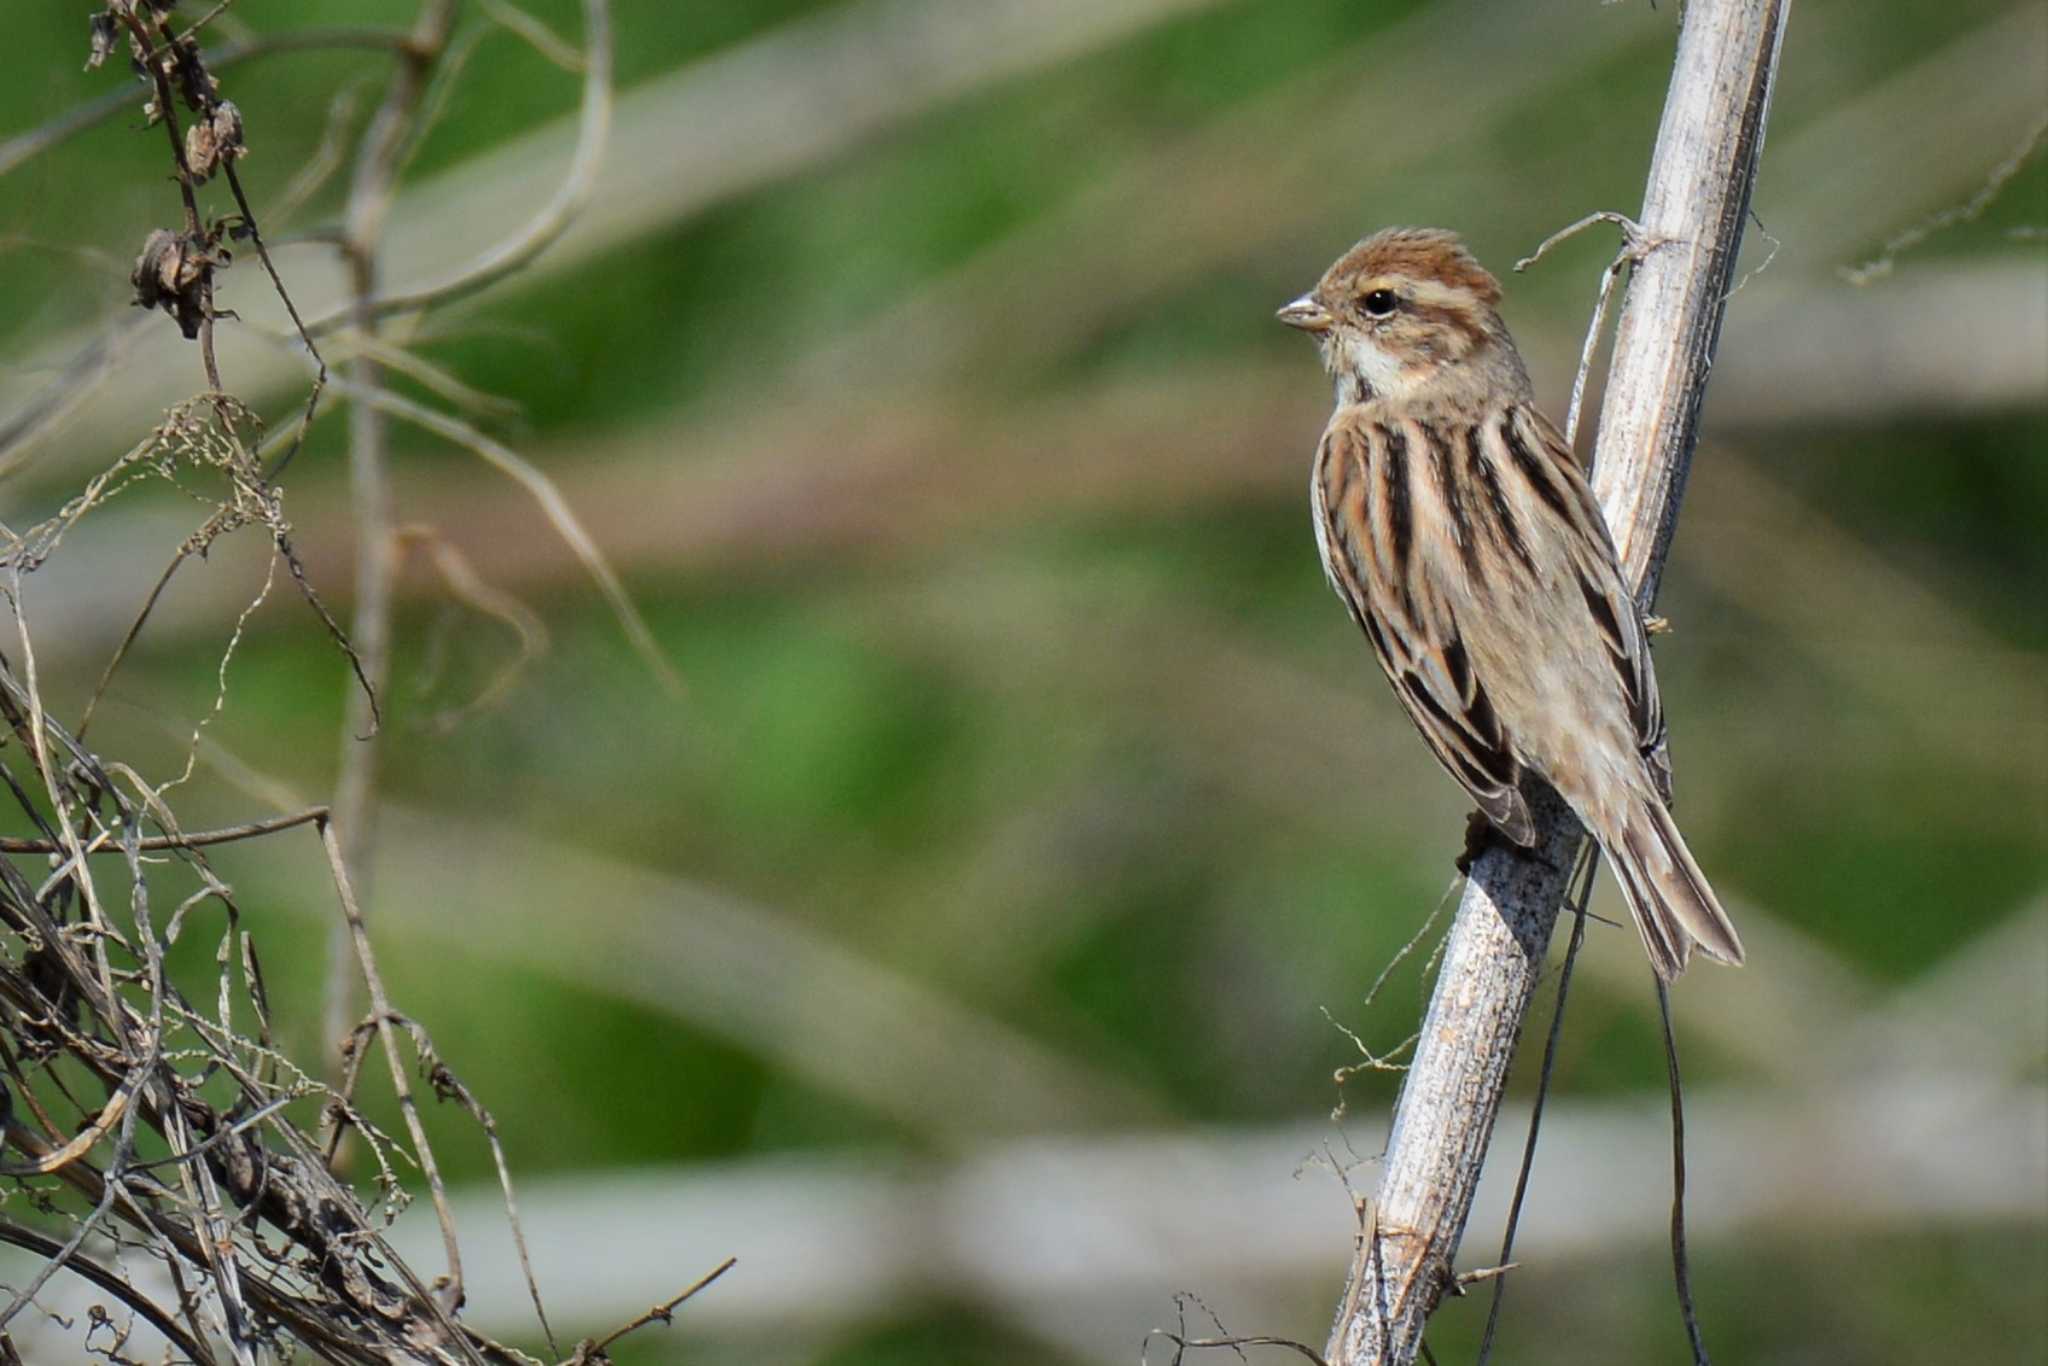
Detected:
[{"left": 1321, "top": 227, "right": 1502, "bottom": 306}]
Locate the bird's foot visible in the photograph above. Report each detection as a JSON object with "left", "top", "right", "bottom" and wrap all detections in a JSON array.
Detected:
[
  {"left": 1458, "top": 808, "right": 1565, "bottom": 876},
  {"left": 1457, "top": 810, "right": 1503, "bottom": 875}
]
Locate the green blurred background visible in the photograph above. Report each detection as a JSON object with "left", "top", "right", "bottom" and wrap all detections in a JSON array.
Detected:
[{"left": 1, "top": 0, "right": 2043, "bottom": 1361}]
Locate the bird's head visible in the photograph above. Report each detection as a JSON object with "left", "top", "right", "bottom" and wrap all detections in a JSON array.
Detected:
[{"left": 1278, "top": 227, "right": 1530, "bottom": 408}]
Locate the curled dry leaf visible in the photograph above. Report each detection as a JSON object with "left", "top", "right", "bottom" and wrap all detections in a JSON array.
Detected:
[
  {"left": 167, "top": 36, "right": 217, "bottom": 113},
  {"left": 85, "top": 12, "right": 119, "bottom": 72},
  {"left": 99, "top": 4, "right": 219, "bottom": 125}
]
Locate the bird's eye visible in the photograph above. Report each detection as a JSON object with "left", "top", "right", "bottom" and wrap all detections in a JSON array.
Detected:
[{"left": 1362, "top": 288, "right": 1398, "bottom": 318}]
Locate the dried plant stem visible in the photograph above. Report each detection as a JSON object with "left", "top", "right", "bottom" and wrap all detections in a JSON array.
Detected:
[
  {"left": 1841, "top": 110, "right": 2048, "bottom": 285},
  {"left": 112, "top": 5, "right": 222, "bottom": 393},
  {"left": 1513, "top": 211, "right": 1653, "bottom": 447},
  {"left": 1, "top": 9, "right": 713, "bottom": 1359},
  {"left": 0, "top": 806, "right": 327, "bottom": 855},
  {"left": 328, "top": 376, "right": 682, "bottom": 696},
  {"left": 1656, "top": 981, "right": 1711, "bottom": 1364},
  {"left": 1324, "top": 3, "right": 1791, "bottom": 1363},
  {"left": 317, "top": 816, "right": 473, "bottom": 1342},
  {"left": 574, "top": 1256, "right": 736, "bottom": 1361},
  {"left": 0, "top": 28, "right": 407, "bottom": 179},
  {"left": 0, "top": 1218, "right": 212, "bottom": 1362},
  {"left": 323, "top": 0, "right": 616, "bottom": 329},
  {"left": 323, "top": 0, "right": 459, "bottom": 1088}
]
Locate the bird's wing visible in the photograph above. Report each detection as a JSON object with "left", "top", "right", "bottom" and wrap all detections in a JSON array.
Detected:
[
  {"left": 1508, "top": 406, "right": 1671, "bottom": 802},
  {"left": 1316, "top": 419, "right": 1535, "bottom": 845}
]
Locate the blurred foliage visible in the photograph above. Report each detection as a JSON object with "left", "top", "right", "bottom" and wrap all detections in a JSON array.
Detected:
[{"left": 1, "top": 0, "right": 2044, "bottom": 1362}]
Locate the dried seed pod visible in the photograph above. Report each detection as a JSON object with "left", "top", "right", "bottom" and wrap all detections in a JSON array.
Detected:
[
  {"left": 131, "top": 229, "right": 181, "bottom": 311},
  {"left": 183, "top": 102, "right": 245, "bottom": 183},
  {"left": 185, "top": 119, "right": 218, "bottom": 182},
  {"left": 210, "top": 101, "right": 244, "bottom": 154},
  {"left": 214, "top": 101, "right": 245, "bottom": 169},
  {"left": 131, "top": 228, "right": 212, "bottom": 340}
]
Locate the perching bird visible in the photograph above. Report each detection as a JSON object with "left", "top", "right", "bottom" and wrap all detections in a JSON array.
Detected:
[{"left": 1279, "top": 227, "right": 1743, "bottom": 980}]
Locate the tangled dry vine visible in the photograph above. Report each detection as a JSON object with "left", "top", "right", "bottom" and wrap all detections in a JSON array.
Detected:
[{"left": 0, "top": 2, "right": 716, "bottom": 1360}]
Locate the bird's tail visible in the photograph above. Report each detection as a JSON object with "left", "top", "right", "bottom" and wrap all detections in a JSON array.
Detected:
[{"left": 1600, "top": 792, "right": 1745, "bottom": 982}]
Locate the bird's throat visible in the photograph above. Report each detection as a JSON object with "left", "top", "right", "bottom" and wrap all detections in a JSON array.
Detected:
[{"left": 1335, "top": 368, "right": 1376, "bottom": 406}]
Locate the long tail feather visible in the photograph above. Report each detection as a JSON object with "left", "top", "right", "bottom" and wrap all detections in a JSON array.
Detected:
[{"left": 1602, "top": 796, "right": 1745, "bottom": 982}]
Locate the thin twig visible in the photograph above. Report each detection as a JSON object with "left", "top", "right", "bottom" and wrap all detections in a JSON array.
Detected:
[
  {"left": 576, "top": 1258, "right": 737, "bottom": 1360},
  {"left": 398, "top": 526, "right": 552, "bottom": 730},
  {"left": 0, "top": 27, "right": 409, "bottom": 179},
  {"left": 481, "top": 0, "right": 588, "bottom": 72},
  {"left": 412, "top": 1048, "right": 559, "bottom": 1356},
  {"left": 0, "top": 806, "right": 328, "bottom": 855},
  {"left": 75, "top": 553, "right": 186, "bottom": 742},
  {"left": 171, "top": 0, "right": 240, "bottom": 47},
  {"left": 327, "top": 376, "right": 683, "bottom": 695},
  {"left": 0, "top": 1217, "right": 213, "bottom": 1364},
  {"left": 1512, "top": 209, "right": 1643, "bottom": 272},
  {"left": 117, "top": 1094, "right": 295, "bottom": 1174},
  {"left": 1656, "top": 981, "right": 1713, "bottom": 1366},
  {"left": 115, "top": 5, "right": 224, "bottom": 394},
  {"left": 315, "top": 815, "right": 480, "bottom": 1358},
  {"left": 1514, "top": 211, "right": 1668, "bottom": 445},
  {"left": 1474, "top": 845, "right": 1597, "bottom": 1365},
  {"left": 307, "top": 0, "right": 614, "bottom": 331},
  {"left": 0, "top": 1082, "right": 134, "bottom": 1177},
  {"left": 5, "top": 585, "right": 126, "bottom": 1033},
  {"left": 219, "top": 151, "right": 329, "bottom": 481},
  {"left": 0, "top": 1102, "right": 136, "bottom": 1334},
  {"left": 1842, "top": 111, "right": 2048, "bottom": 285},
  {"left": 1151, "top": 1332, "right": 1330, "bottom": 1366},
  {"left": 262, "top": 77, "right": 374, "bottom": 233}
]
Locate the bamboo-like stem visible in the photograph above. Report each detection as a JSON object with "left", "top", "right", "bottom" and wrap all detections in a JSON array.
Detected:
[{"left": 1324, "top": 3, "right": 1791, "bottom": 1363}]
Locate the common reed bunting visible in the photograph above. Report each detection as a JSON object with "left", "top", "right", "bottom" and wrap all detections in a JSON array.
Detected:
[{"left": 1279, "top": 227, "right": 1743, "bottom": 980}]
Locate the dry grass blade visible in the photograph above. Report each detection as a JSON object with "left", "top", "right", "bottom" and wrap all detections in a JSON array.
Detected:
[
  {"left": 334, "top": 377, "right": 684, "bottom": 696},
  {"left": 398, "top": 525, "right": 552, "bottom": 730}
]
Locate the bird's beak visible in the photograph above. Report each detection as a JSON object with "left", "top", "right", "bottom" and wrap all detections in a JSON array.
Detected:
[{"left": 1276, "top": 294, "right": 1333, "bottom": 333}]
